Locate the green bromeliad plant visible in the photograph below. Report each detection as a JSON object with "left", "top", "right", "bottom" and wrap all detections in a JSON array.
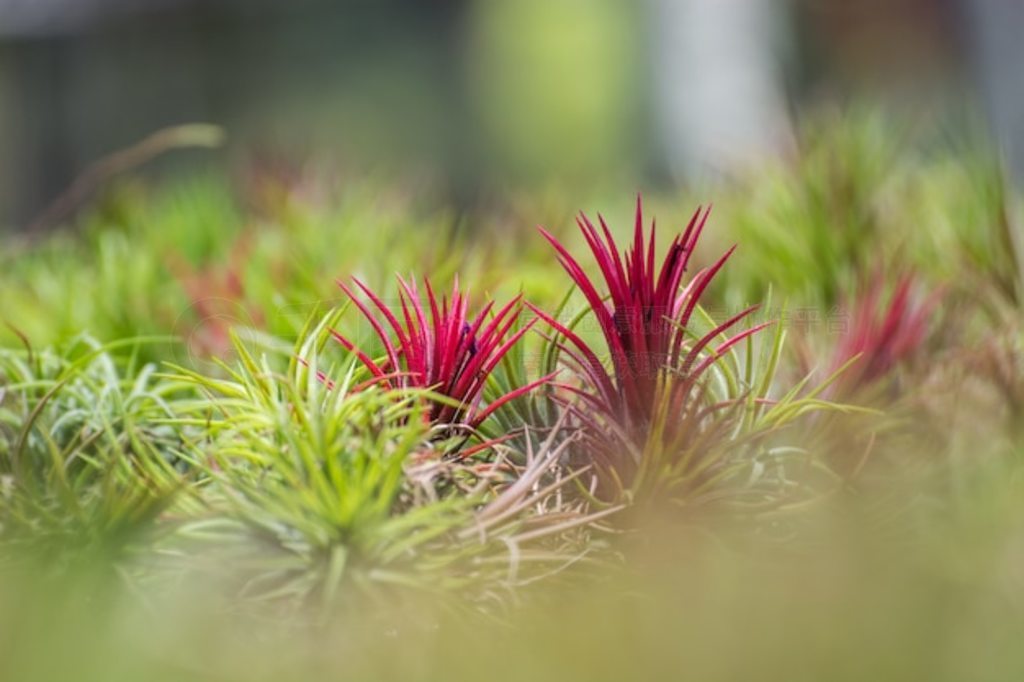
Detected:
[
  {"left": 0, "top": 336, "right": 189, "bottom": 566},
  {"left": 165, "top": 318, "right": 612, "bottom": 612}
]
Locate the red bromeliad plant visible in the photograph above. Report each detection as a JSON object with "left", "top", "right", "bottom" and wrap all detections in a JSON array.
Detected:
[
  {"left": 332, "top": 275, "right": 553, "bottom": 440},
  {"left": 829, "top": 273, "right": 939, "bottom": 399},
  {"left": 531, "top": 198, "right": 770, "bottom": 497},
  {"left": 795, "top": 273, "right": 941, "bottom": 482}
]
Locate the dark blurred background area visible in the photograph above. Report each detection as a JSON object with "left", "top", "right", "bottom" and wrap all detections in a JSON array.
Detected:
[{"left": 0, "top": 0, "right": 1019, "bottom": 228}]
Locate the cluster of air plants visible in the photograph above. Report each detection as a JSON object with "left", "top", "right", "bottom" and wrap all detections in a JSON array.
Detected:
[
  {"left": 321, "top": 199, "right": 854, "bottom": 516},
  {"left": 164, "top": 318, "right": 609, "bottom": 612},
  {"left": 0, "top": 115, "right": 1000, "bottom": 621},
  {"left": 0, "top": 335, "right": 188, "bottom": 565},
  {"left": 0, "top": 177, "right": 964, "bottom": 621}
]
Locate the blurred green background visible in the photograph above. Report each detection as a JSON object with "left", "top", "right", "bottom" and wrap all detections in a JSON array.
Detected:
[{"left": 1, "top": 0, "right": 1017, "bottom": 227}]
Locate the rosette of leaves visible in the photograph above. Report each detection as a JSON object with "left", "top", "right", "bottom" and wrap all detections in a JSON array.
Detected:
[
  {"left": 0, "top": 334, "right": 188, "bottom": 568},
  {"left": 533, "top": 199, "right": 853, "bottom": 506}
]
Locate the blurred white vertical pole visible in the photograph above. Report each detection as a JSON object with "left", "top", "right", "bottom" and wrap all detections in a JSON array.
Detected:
[
  {"left": 964, "top": 0, "right": 1024, "bottom": 296},
  {"left": 650, "top": 0, "right": 792, "bottom": 181},
  {"left": 964, "top": 0, "right": 1024, "bottom": 187}
]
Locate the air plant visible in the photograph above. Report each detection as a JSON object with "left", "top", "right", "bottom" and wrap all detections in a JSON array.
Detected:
[
  {"left": 778, "top": 273, "right": 942, "bottom": 483},
  {"left": 531, "top": 198, "right": 771, "bottom": 498},
  {"left": 829, "top": 273, "right": 939, "bottom": 399},
  {"left": 0, "top": 335, "right": 188, "bottom": 565},
  {"left": 332, "top": 275, "right": 554, "bottom": 442}
]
